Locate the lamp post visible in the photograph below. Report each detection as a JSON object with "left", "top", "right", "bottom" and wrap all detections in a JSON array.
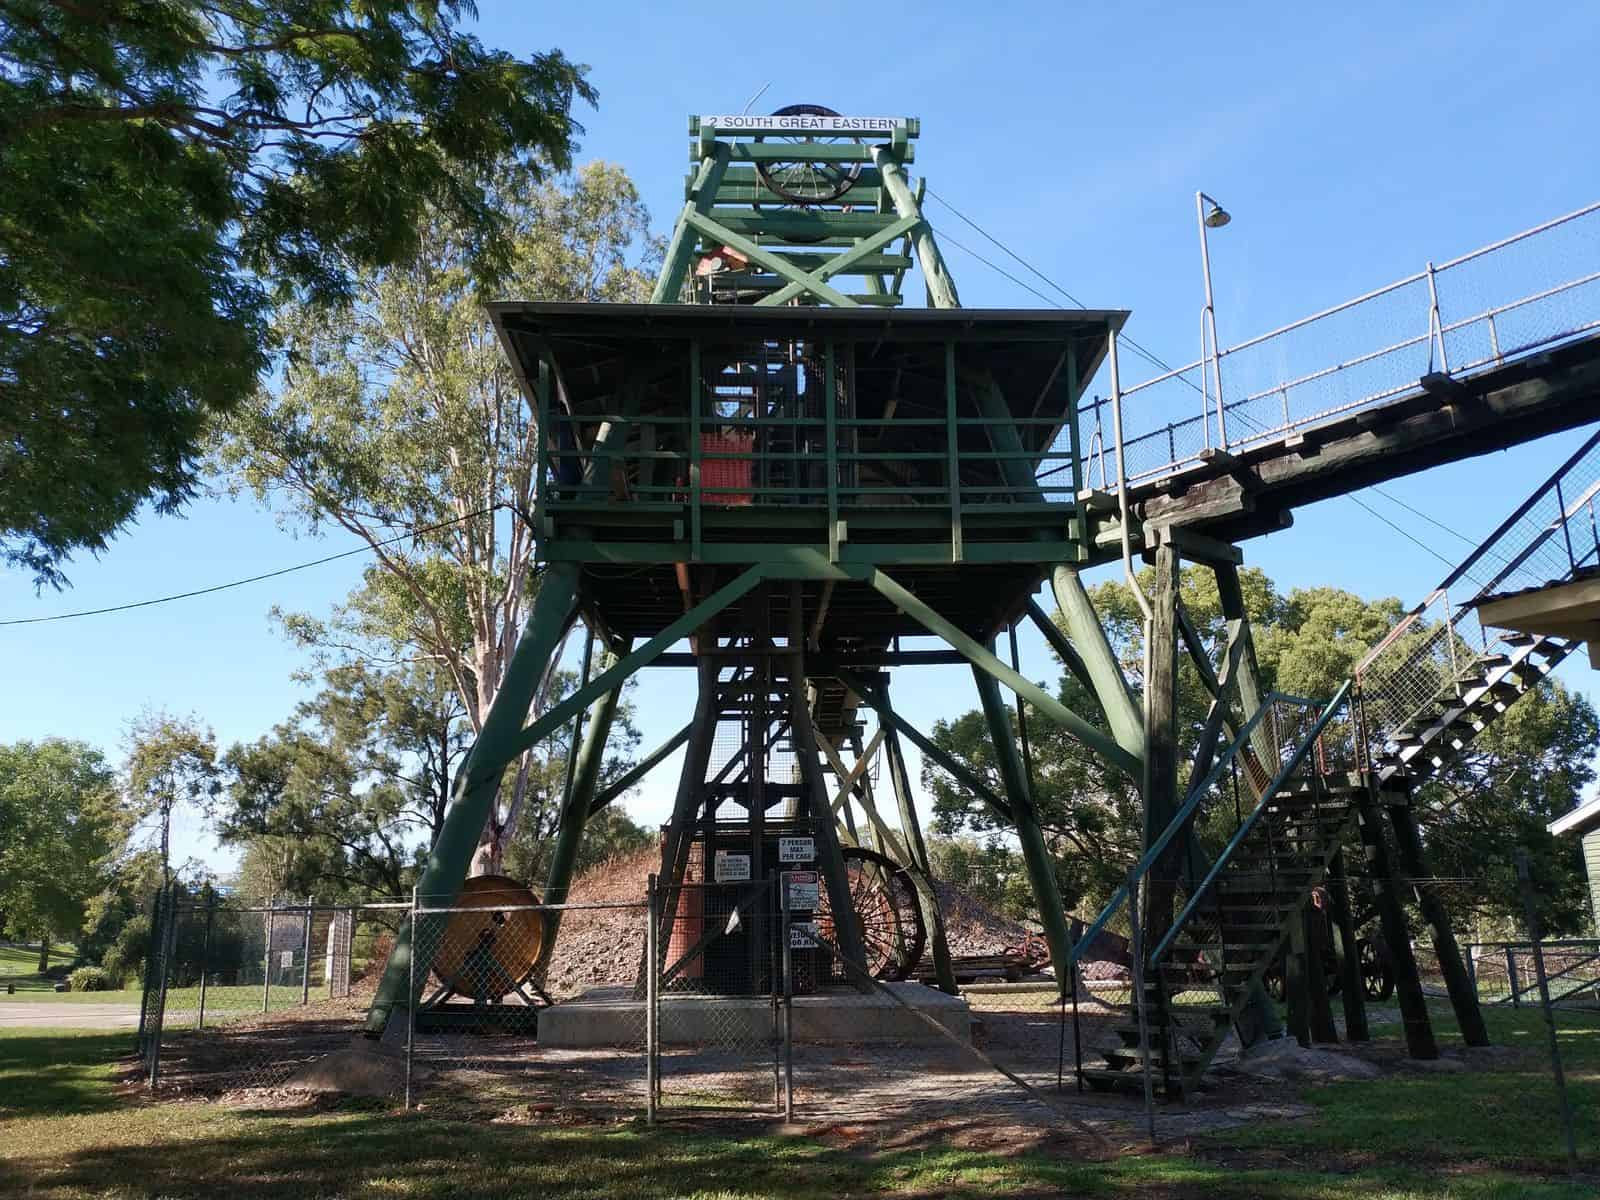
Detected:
[{"left": 1196, "top": 191, "right": 1231, "bottom": 450}]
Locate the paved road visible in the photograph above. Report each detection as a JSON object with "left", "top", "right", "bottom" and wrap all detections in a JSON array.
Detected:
[{"left": 0, "top": 1002, "right": 141, "bottom": 1029}]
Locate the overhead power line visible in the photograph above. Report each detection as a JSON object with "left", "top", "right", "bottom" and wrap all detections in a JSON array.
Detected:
[
  {"left": 925, "top": 186, "right": 1490, "bottom": 562},
  {"left": 1, "top": 506, "right": 501, "bottom": 627}
]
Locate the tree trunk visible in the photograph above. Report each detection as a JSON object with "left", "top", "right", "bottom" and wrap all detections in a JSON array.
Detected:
[{"left": 37, "top": 933, "right": 50, "bottom": 974}]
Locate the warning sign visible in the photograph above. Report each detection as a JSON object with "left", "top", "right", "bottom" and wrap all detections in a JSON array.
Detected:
[
  {"left": 788, "top": 921, "right": 819, "bottom": 949},
  {"left": 713, "top": 850, "right": 751, "bottom": 883},
  {"left": 785, "top": 870, "right": 820, "bottom": 910},
  {"left": 778, "top": 836, "right": 816, "bottom": 863}
]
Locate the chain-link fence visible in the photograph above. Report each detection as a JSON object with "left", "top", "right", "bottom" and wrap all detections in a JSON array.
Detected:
[{"left": 137, "top": 889, "right": 408, "bottom": 1094}]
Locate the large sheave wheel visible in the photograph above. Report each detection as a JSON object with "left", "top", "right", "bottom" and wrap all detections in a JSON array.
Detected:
[
  {"left": 430, "top": 874, "right": 545, "bottom": 1000},
  {"left": 753, "top": 104, "right": 864, "bottom": 206},
  {"left": 1359, "top": 936, "right": 1395, "bottom": 1001},
  {"left": 814, "top": 846, "right": 927, "bottom": 981}
]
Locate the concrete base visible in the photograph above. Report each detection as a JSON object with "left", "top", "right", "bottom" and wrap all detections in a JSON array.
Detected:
[{"left": 539, "top": 984, "right": 971, "bottom": 1048}]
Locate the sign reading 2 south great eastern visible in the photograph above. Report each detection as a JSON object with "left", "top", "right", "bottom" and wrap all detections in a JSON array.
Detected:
[{"left": 699, "top": 115, "right": 904, "bottom": 133}]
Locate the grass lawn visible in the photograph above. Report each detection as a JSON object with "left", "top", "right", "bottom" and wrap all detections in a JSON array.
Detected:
[
  {"left": 0, "top": 941, "right": 76, "bottom": 989},
  {"left": 2, "top": 1012, "right": 1597, "bottom": 1198},
  {"left": 0, "top": 983, "right": 314, "bottom": 1015}
]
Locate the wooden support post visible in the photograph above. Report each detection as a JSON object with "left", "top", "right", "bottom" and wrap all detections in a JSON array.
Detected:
[
  {"left": 1387, "top": 801, "right": 1489, "bottom": 1046},
  {"left": 1304, "top": 905, "right": 1339, "bottom": 1043},
  {"left": 1353, "top": 783, "right": 1438, "bottom": 1058},
  {"left": 973, "top": 661, "right": 1074, "bottom": 995},
  {"left": 1286, "top": 916, "right": 1311, "bottom": 1047},
  {"left": 1329, "top": 848, "right": 1370, "bottom": 1042}
]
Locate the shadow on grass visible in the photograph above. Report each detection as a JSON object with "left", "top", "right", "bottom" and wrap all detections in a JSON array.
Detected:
[{"left": 0, "top": 1031, "right": 133, "bottom": 1118}]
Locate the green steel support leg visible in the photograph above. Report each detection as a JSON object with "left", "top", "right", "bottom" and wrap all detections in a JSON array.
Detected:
[
  {"left": 1051, "top": 566, "right": 1146, "bottom": 762},
  {"left": 364, "top": 560, "right": 581, "bottom": 1035},
  {"left": 1354, "top": 784, "right": 1438, "bottom": 1059},
  {"left": 651, "top": 143, "right": 731, "bottom": 304},
  {"left": 872, "top": 148, "right": 960, "bottom": 309},
  {"left": 972, "top": 661, "right": 1074, "bottom": 995},
  {"left": 540, "top": 639, "right": 633, "bottom": 954},
  {"left": 1387, "top": 801, "right": 1489, "bottom": 1047},
  {"left": 656, "top": 659, "right": 721, "bottom": 955},
  {"left": 879, "top": 700, "right": 958, "bottom": 995}
]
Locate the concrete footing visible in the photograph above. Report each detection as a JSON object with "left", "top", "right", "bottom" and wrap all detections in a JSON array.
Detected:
[{"left": 539, "top": 983, "right": 972, "bottom": 1048}]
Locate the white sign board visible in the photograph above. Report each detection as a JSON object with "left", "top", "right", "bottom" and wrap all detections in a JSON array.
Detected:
[
  {"left": 778, "top": 836, "right": 816, "bottom": 863},
  {"left": 279, "top": 950, "right": 295, "bottom": 970},
  {"left": 785, "top": 870, "right": 820, "bottom": 911},
  {"left": 789, "top": 921, "right": 819, "bottom": 949},
  {"left": 700, "top": 114, "right": 903, "bottom": 134},
  {"left": 713, "top": 850, "right": 751, "bottom": 883}
]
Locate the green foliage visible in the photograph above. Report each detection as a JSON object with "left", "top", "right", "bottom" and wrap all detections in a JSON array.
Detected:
[
  {"left": 2, "top": 2, "right": 596, "bottom": 585},
  {"left": 217, "top": 161, "right": 656, "bottom": 869},
  {"left": 123, "top": 713, "right": 219, "bottom": 881},
  {"left": 78, "top": 849, "right": 161, "bottom": 983},
  {"left": 926, "top": 836, "right": 1036, "bottom": 921},
  {"left": 0, "top": 739, "right": 122, "bottom": 952},
  {"left": 66, "top": 965, "right": 113, "bottom": 992}
]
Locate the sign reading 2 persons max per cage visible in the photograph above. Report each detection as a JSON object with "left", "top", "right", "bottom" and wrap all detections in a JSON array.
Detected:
[
  {"left": 713, "top": 850, "right": 751, "bottom": 883},
  {"left": 785, "top": 870, "right": 820, "bottom": 910},
  {"left": 778, "top": 836, "right": 816, "bottom": 863},
  {"left": 699, "top": 114, "right": 902, "bottom": 134}
]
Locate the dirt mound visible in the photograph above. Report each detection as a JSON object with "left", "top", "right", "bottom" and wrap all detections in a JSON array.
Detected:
[{"left": 536, "top": 846, "right": 1041, "bottom": 991}]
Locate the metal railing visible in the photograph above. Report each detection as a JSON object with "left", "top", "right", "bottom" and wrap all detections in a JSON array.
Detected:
[
  {"left": 1353, "top": 427, "right": 1600, "bottom": 760},
  {"left": 1082, "top": 200, "right": 1600, "bottom": 487}
]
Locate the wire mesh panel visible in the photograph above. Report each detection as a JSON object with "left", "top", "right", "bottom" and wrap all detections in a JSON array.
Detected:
[
  {"left": 1468, "top": 941, "right": 1600, "bottom": 1011},
  {"left": 654, "top": 878, "right": 785, "bottom": 1112},
  {"left": 408, "top": 893, "right": 651, "bottom": 1119},
  {"left": 141, "top": 898, "right": 410, "bottom": 1096}
]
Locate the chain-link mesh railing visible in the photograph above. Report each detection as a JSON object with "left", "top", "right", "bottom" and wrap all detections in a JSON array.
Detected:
[
  {"left": 1091, "top": 200, "right": 1600, "bottom": 488},
  {"left": 1353, "top": 427, "right": 1600, "bottom": 764},
  {"left": 1464, "top": 941, "right": 1600, "bottom": 1011},
  {"left": 140, "top": 894, "right": 408, "bottom": 1095}
]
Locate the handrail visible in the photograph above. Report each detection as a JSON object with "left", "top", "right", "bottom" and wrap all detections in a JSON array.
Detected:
[
  {"left": 1147, "top": 680, "right": 1353, "bottom": 968},
  {"left": 1354, "top": 425, "right": 1600, "bottom": 678},
  {"left": 1066, "top": 690, "right": 1323, "bottom": 969}
]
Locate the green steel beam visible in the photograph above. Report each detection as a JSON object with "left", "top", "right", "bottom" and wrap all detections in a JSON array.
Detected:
[
  {"left": 588, "top": 721, "right": 693, "bottom": 817},
  {"left": 1023, "top": 599, "right": 1096, "bottom": 700},
  {"left": 364, "top": 560, "right": 581, "bottom": 1034},
  {"left": 756, "top": 214, "right": 920, "bottom": 307},
  {"left": 835, "top": 669, "right": 1011, "bottom": 822},
  {"left": 869, "top": 569, "right": 1140, "bottom": 777},
  {"left": 972, "top": 661, "right": 1073, "bottom": 995},
  {"left": 684, "top": 210, "right": 859, "bottom": 307},
  {"left": 540, "top": 643, "right": 632, "bottom": 948},
  {"left": 501, "top": 563, "right": 770, "bottom": 764},
  {"left": 653, "top": 142, "right": 731, "bottom": 304},
  {"left": 1050, "top": 565, "right": 1146, "bottom": 761}
]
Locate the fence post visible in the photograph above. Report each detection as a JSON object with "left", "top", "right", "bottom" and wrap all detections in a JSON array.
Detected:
[
  {"left": 262, "top": 899, "right": 275, "bottom": 1014},
  {"left": 1507, "top": 944, "right": 1521, "bottom": 1009},
  {"left": 300, "top": 902, "right": 313, "bottom": 1006},
  {"left": 197, "top": 891, "right": 215, "bottom": 1030},
  {"left": 135, "top": 886, "right": 163, "bottom": 1055},
  {"left": 405, "top": 887, "right": 417, "bottom": 1111},
  {"left": 781, "top": 870, "right": 795, "bottom": 1123},
  {"left": 1515, "top": 850, "right": 1579, "bottom": 1174},
  {"left": 646, "top": 874, "right": 658, "bottom": 1127},
  {"left": 149, "top": 888, "right": 177, "bottom": 1088},
  {"left": 1127, "top": 868, "right": 1156, "bottom": 1146},
  {"left": 1426, "top": 260, "right": 1450, "bottom": 373}
]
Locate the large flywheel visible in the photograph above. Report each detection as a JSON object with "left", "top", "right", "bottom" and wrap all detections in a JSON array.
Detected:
[
  {"left": 814, "top": 845, "right": 926, "bottom": 981},
  {"left": 430, "top": 874, "right": 546, "bottom": 1001}
]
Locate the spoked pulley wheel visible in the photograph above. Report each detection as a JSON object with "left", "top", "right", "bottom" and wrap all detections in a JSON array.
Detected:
[
  {"left": 814, "top": 845, "right": 927, "bottom": 981},
  {"left": 1359, "top": 937, "right": 1395, "bottom": 1002},
  {"left": 753, "top": 103, "right": 865, "bottom": 207}
]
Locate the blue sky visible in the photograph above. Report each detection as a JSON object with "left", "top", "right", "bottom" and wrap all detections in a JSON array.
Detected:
[{"left": 4, "top": 1, "right": 1599, "bottom": 875}]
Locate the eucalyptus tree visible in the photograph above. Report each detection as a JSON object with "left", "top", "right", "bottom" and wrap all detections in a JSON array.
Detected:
[
  {"left": 1, "top": 0, "right": 594, "bottom": 585},
  {"left": 220, "top": 162, "right": 659, "bottom": 872}
]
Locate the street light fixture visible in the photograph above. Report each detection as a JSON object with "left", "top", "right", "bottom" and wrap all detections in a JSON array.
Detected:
[{"left": 1196, "top": 190, "right": 1231, "bottom": 449}]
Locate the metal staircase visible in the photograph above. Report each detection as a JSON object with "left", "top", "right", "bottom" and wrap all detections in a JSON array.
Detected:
[{"left": 1073, "top": 426, "right": 1599, "bottom": 1099}]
